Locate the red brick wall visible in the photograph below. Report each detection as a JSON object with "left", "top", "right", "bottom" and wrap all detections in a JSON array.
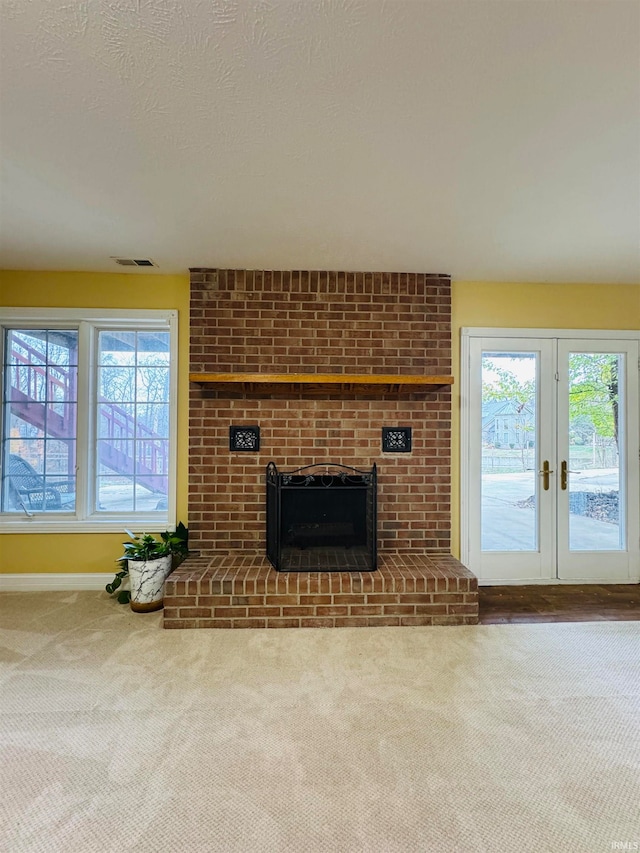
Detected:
[{"left": 188, "top": 269, "right": 452, "bottom": 555}]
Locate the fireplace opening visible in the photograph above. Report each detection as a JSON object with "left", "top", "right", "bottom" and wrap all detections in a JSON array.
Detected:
[{"left": 266, "top": 462, "right": 377, "bottom": 572}]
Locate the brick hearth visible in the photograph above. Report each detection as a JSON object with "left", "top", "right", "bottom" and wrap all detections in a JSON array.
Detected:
[{"left": 164, "top": 553, "right": 478, "bottom": 628}]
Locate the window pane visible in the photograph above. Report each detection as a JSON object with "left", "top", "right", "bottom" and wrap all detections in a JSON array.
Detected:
[
  {"left": 7, "top": 331, "right": 46, "bottom": 364},
  {"left": 99, "top": 332, "right": 136, "bottom": 366},
  {"left": 136, "top": 404, "right": 170, "bottom": 438},
  {"left": 97, "top": 438, "right": 134, "bottom": 475},
  {"left": 135, "top": 440, "right": 169, "bottom": 477},
  {"left": 481, "top": 352, "right": 538, "bottom": 551},
  {"left": 3, "top": 439, "right": 75, "bottom": 513},
  {"left": 99, "top": 366, "right": 136, "bottom": 403},
  {"left": 137, "top": 332, "right": 170, "bottom": 365},
  {"left": 96, "top": 330, "right": 170, "bottom": 515},
  {"left": 45, "top": 439, "right": 76, "bottom": 476},
  {"left": 136, "top": 367, "right": 170, "bottom": 402},
  {"left": 97, "top": 478, "right": 165, "bottom": 513},
  {"left": 47, "top": 331, "right": 78, "bottom": 367},
  {"left": 97, "top": 403, "right": 135, "bottom": 440},
  {"left": 2, "top": 330, "right": 77, "bottom": 513},
  {"left": 97, "top": 477, "right": 135, "bottom": 512},
  {"left": 568, "top": 353, "right": 623, "bottom": 551},
  {"left": 7, "top": 366, "right": 47, "bottom": 401}
]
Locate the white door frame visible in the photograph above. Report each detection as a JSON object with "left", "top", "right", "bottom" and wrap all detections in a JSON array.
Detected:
[{"left": 460, "top": 327, "right": 640, "bottom": 585}]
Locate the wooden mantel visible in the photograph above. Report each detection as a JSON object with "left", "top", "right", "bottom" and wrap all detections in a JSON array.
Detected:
[{"left": 190, "top": 372, "right": 454, "bottom": 390}]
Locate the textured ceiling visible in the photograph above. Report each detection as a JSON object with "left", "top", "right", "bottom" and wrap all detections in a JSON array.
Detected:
[{"left": 1, "top": 0, "right": 639, "bottom": 282}]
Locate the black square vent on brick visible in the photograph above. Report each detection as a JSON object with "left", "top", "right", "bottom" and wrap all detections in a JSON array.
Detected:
[
  {"left": 382, "top": 427, "right": 412, "bottom": 453},
  {"left": 229, "top": 426, "right": 260, "bottom": 452}
]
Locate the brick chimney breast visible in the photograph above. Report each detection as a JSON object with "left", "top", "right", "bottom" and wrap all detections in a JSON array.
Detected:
[{"left": 188, "top": 269, "right": 452, "bottom": 555}]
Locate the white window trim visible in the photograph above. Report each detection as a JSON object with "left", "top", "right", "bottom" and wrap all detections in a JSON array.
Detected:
[{"left": 0, "top": 307, "right": 178, "bottom": 533}]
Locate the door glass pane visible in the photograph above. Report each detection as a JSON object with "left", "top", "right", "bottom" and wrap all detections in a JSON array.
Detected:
[
  {"left": 568, "top": 353, "right": 623, "bottom": 551},
  {"left": 481, "top": 352, "right": 537, "bottom": 551}
]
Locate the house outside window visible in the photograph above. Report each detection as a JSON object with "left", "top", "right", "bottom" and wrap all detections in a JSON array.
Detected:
[{"left": 0, "top": 309, "right": 177, "bottom": 532}]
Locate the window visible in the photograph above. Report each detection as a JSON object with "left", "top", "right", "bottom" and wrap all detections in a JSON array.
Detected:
[{"left": 0, "top": 309, "right": 177, "bottom": 532}]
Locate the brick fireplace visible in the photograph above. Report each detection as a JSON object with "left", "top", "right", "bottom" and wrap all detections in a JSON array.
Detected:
[{"left": 163, "top": 269, "right": 478, "bottom": 628}]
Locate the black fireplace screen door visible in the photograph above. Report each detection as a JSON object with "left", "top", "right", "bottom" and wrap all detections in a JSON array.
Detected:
[{"left": 266, "top": 462, "right": 377, "bottom": 572}]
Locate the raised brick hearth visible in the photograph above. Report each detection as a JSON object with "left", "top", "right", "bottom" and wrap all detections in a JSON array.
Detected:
[
  {"left": 168, "top": 267, "right": 478, "bottom": 629},
  {"left": 164, "top": 553, "right": 478, "bottom": 628}
]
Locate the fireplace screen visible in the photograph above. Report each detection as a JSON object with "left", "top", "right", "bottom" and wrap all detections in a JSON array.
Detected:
[{"left": 266, "top": 462, "right": 377, "bottom": 572}]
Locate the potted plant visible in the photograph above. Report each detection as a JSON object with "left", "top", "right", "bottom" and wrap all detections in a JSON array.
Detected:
[{"left": 106, "top": 523, "right": 188, "bottom": 612}]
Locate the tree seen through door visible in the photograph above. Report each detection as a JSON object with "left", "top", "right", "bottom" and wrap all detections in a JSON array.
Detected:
[{"left": 481, "top": 352, "right": 621, "bottom": 551}]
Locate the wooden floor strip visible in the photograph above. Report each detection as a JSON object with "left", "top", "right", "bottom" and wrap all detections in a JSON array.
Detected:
[{"left": 479, "top": 584, "right": 640, "bottom": 623}]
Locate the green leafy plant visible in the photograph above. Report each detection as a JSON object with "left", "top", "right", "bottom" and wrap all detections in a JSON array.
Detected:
[
  {"left": 106, "top": 523, "right": 189, "bottom": 604},
  {"left": 162, "top": 521, "right": 189, "bottom": 564},
  {"left": 106, "top": 566, "right": 132, "bottom": 604}
]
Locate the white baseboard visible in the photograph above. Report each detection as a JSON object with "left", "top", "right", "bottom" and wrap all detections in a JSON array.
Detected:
[{"left": 0, "top": 573, "right": 114, "bottom": 591}]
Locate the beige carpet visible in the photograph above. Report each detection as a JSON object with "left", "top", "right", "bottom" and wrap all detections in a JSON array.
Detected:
[{"left": 0, "top": 592, "right": 638, "bottom": 853}]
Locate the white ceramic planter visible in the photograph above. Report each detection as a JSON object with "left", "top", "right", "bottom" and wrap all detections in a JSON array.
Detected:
[{"left": 128, "top": 555, "right": 173, "bottom": 612}]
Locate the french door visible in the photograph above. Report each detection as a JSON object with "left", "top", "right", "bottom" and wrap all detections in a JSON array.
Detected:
[{"left": 462, "top": 330, "right": 639, "bottom": 584}]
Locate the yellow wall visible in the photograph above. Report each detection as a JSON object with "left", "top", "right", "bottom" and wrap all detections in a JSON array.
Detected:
[
  {"left": 0, "top": 270, "right": 190, "bottom": 573},
  {"left": 1, "top": 272, "right": 638, "bottom": 571},
  {"left": 450, "top": 281, "right": 640, "bottom": 557}
]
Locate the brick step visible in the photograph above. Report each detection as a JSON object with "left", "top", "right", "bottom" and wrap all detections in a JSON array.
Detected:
[{"left": 163, "top": 552, "right": 478, "bottom": 629}]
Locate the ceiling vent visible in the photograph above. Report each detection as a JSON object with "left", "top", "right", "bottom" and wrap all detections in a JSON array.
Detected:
[{"left": 111, "top": 257, "right": 157, "bottom": 268}]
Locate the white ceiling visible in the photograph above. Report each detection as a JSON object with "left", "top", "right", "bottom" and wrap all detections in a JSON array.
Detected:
[{"left": 1, "top": 0, "right": 639, "bottom": 282}]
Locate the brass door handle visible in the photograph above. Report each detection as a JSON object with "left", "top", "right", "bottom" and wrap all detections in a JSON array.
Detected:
[
  {"left": 539, "top": 460, "right": 553, "bottom": 491},
  {"left": 560, "top": 460, "right": 581, "bottom": 490}
]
